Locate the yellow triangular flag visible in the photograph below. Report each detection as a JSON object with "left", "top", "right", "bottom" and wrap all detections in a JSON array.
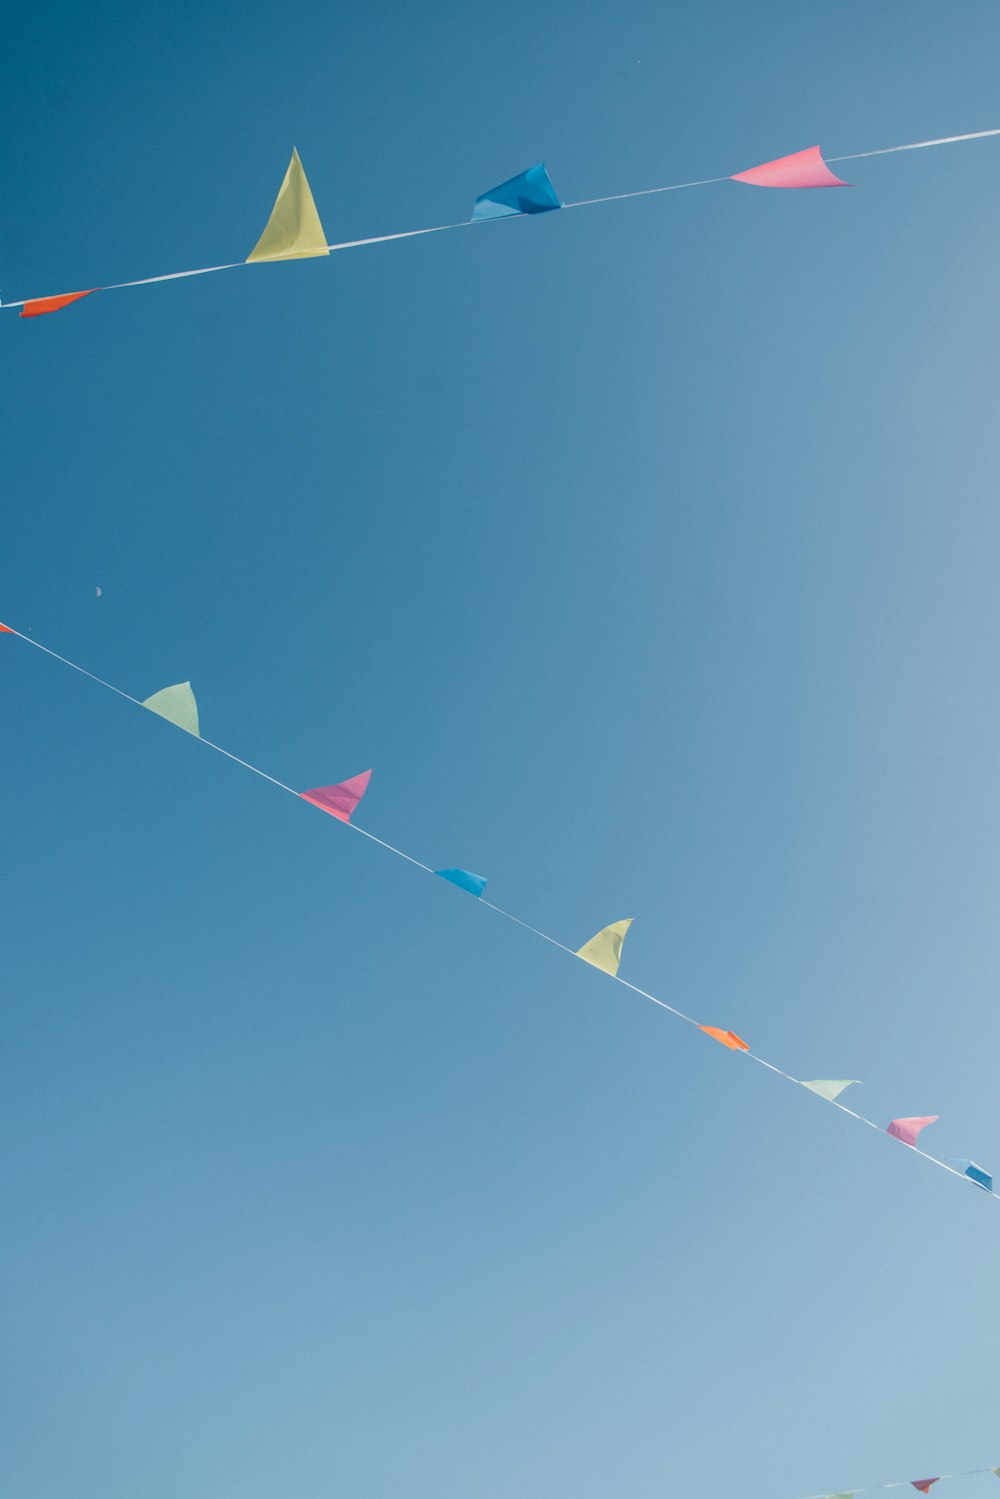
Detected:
[
  {"left": 576, "top": 919, "right": 632, "bottom": 976},
  {"left": 247, "top": 148, "right": 329, "bottom": 263}
]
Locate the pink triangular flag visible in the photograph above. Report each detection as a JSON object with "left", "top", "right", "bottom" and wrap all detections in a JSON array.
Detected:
[
  {"left": 732, "top": 145, "right": 849, "bottom": 189},
  {"left": 887, "top": 1116, "right": 939, "bottom": 1147},
  {"left": 300, "top": 769, "right": 372, "bottom": 822},
  {"left": 911, "top": 1481, "right": 939, "bottom": 1493}
]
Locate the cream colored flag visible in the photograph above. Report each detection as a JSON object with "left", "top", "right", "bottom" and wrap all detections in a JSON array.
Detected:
[
  {"left": 800, "top": 1080, "right": 860, "bottom": 1102},
  {"left": 247, "top": 148, "right": 329, "bottom": 263},
  {"left": 142, "top": 681, "right": 200, "bottom": 736},
  {"left": 576, "top": 919, "right": 632, "bottom": 976}
]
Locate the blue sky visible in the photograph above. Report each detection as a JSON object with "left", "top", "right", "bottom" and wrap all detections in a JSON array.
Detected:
[{"left": 4, "top": 3, "right": 1000, "bottom": 1496}]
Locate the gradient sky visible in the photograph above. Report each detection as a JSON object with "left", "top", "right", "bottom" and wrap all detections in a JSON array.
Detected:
[{"left": 4, "top": 4, "right": 1000, "bottom": 1497}]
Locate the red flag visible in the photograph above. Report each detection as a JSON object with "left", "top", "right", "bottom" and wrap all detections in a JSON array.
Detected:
[
  {"left": 911, "top": 1481, "right": 939, "bottom": 1493},
  {"left": 0, "top": 622, "right": 12, "bottom": 633},
  {"left": 20, "top": 289, "right": 95, "bottom": 318},
  {"left": 699, "top": 1025, "right": 749, "bottom": 1051}
]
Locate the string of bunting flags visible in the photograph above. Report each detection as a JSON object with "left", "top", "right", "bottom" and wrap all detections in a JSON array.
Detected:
[
  {"left": 5, "top": 126, "right": 1000, "bottom": 317},
  {"left": 1, "top": 616, "right": 995, "bottom": 1207},
  {"left": 795, "top": 1469, "right": 1000, "bottom": 1498}
]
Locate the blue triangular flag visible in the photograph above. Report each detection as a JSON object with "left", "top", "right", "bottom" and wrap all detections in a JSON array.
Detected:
[
  {"left": 472, "top": 163, "right": 561, "bottom": 221},
  {"left": 947, "top": 1158, "right": 994, "bottom": 1192},
  {"left": 435, "top": 868, "right": 487, "bottom": 898}
]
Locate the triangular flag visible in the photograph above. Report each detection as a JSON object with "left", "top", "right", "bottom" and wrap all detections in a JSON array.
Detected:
[
  {"left": 965, "top": 1162, "right": 993, "bottom": 1192},
  {"left": 699, "top": 1025, "right": 749, "bottom": 1051},
  {"left": 435, "top": 868, "right": 487, "bottom": 898},
  {"left": 0, "top": 622, "right": 12, "bottom": 633},
  {"left": 20, "top": 289, "right": 95, "bottom": 318},
  {"left": 991, "top": 1468, "right": 1000, "bottom": 1478},
  {"left": 142, "top": 681, "right": 200, "bottom": 736},
  {"left": 300, "top": 769, "right": 372, "bottom": 823},
  {"left": 247, "top": 148, "right": 329, "bottom": 263},
  {"left": 576, "top": 918, "right": 632, "bottom": 976},
  {"left": 731, "top": 145, "right": 849, "bottom": 189},
  {"left": 472, "top": 163, "right": 561, "bottom": 220},
  {"left": 947, "top": 1158, "right": 994, "bottom": 1192},
  {"left": 887, "top": 1116, "right": 939, "bottom": 1147},
  {"left": 911, "top": 1481, "right": 939, "bottom": 1493},
  {"left": 800, "top": 1079, "right": 860, "bottom": 1102}
]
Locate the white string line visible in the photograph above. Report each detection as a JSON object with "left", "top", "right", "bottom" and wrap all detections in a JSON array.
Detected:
[
  {"left": 2, "top": 126, "right": 998, "bottom": 311},
  {"left": 5, "top": 624, "right": 994, "bottom": 1200},
  {"left": 560, "top": 175, "right": 730, "bottom": 208},
  {"left": 828, "top": 126, "right": 1000, "bottom": 162},
  {"left": 0, "top": 227, "right": 473, "bottom": 309}
]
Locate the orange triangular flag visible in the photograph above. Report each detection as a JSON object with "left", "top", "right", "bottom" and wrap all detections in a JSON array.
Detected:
[
  {"left": 0, "top": 622, "right": 12, "bottom": 632},
  {"left": 20, "top": 289, "right": 95, "bottom": 319},
  {"left": 699, "top": 1025, "right": 749, "bottom": 1051}
]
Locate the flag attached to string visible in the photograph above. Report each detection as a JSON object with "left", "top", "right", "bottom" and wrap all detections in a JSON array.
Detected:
[
  {"left": 435, "top": 868, "right": 487, "bottom": 898},
  {"left": 0, "top": 621, "right": 13, "bottom": 633},
  {"left": 142, "top": 681, "right": 200, "bottom": 736},
  {"left": 946, "top": 1159, "right": 994, "bottom": 1192},
  {"left": 576, "top": 919, "right": 632, "bottom": 976},
  {"left": 731, "top": 145, "right": 849, "bottom": 188},
  {"left": 964, "top": 1161, "right": 992, "bottom": 1191},
  {"left": 699, "top": 1025, "right": 749, "bottom": 1051},
  {"left": 20, "top": 289, "right": 95, "bottom": 318},
  {"left": 247, "top": 148, "right": 329, "bottom": 262},
  {"left": 472, "top": 163, "right": 561, "bottom": 220},
  {"left": 300, "top": 769, "right": 372, "bottom": 822},
  {"left": 887, "top": 1116, "right": 939, "bottom": 1147},
  {"left": 911, "top": 1481, "right": 939, "bottom": 1493},
  {"left": 800, "top": 1079, "right": 860, "bottom": 1102}
]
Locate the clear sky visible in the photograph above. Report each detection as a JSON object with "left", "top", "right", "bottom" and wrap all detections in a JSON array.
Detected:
[{"left": 4, "top": 3, "right": 1000, "bottom": 1497}]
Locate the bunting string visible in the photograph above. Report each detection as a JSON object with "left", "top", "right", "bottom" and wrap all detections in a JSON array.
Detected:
[
  {"left": 3, "top": 619, "right": 996, "bottom": 1207},
  {"left": 4, "top": 126, "right": 1000, "bottom": 314},
  {"left": 793, "top": 1464, "right": 1000, "bottom": 1498}
]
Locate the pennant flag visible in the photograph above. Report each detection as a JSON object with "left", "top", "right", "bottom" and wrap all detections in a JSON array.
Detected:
[
  {"left": 472, "top": 163, "right": 561, "bottom": 221},
  {"left": 435, "top": 868, "right": 487, "bottom": 898},
  {"left": 887, "top": 1116, "right": 939, "bottom": 1147},
  {"left": 731, "top": 145, "right": 849, "bottom": 189},
  {"left": 800, "top": 1079, "right": 860, "bottom": 1102},
  {"left": 947, "top": 1158, "right": 994, "bottom": 1192},
  {"left": 0, "top": 621, "right": 12, "bottom": 633},
  {"left": 992, "top": 1469, "right": 1000, "bottom": 1478},
  {"left": 300, "top": 769, "right": 372, "bottom": 822},
  {"left": 247, "top": 148, "right": 329, "bottom": 263},
  {"left": 911, "top": 1482, "right": 939, "bottom": 1493},
  {"left": 966, "top": 1162, "right": 993, "bottom": 1191},
  {"left": 20, "top": 289, "right": 95, "bottom": 318},
  {"left": 576, "top": 918, "right": 632, "bottom": 976},
  {"left": 699, "top": 1025, "right": 749, "bottom": 1051},
  {"left": 141, "top": 681, "right": 200, "bottom": 736}
]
